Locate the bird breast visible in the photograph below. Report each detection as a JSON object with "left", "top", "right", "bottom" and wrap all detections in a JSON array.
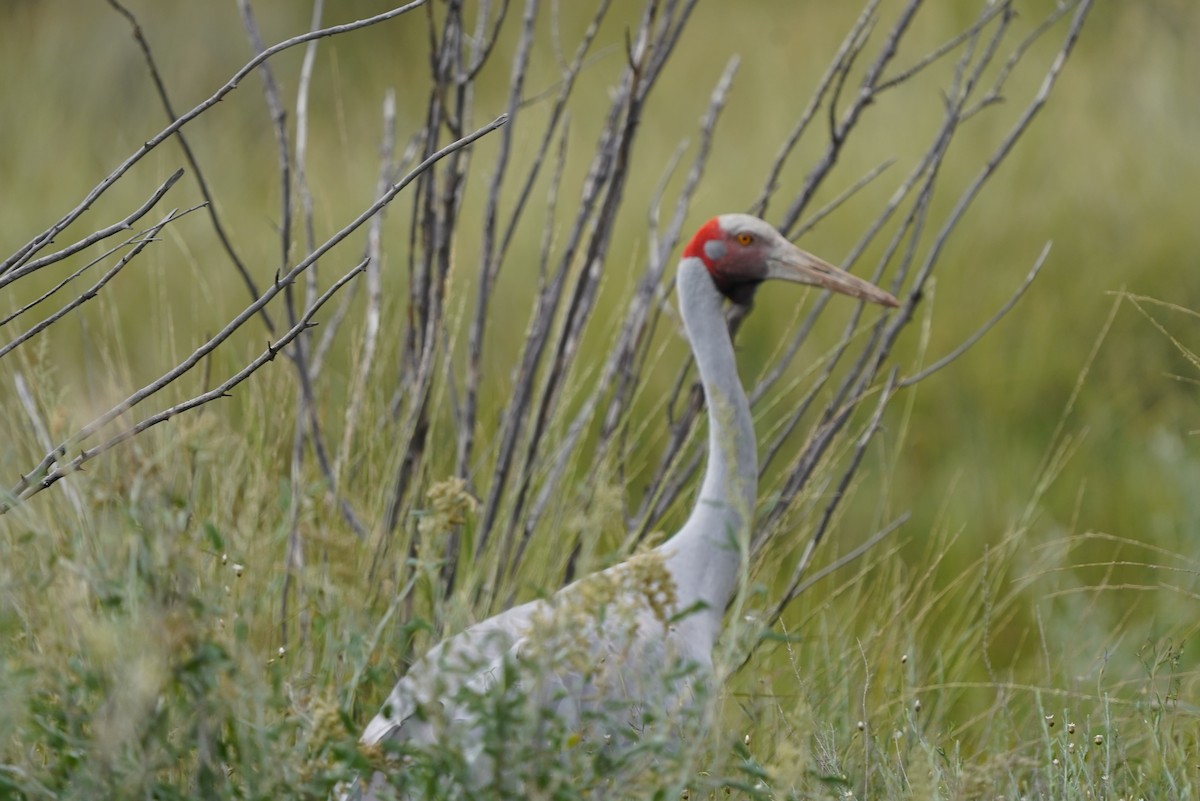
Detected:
[{"left": 358, "top": 552, "right": 714, "bottom": 795}]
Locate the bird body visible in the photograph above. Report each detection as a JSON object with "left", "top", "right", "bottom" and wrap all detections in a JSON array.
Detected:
[{"left": 354, "top": 214, "right": 897, "bottom": 797}]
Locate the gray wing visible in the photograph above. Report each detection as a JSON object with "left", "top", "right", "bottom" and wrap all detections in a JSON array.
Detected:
[
  {"left": 353, "top": 555, "right": 713, "bottom": 799},
  {"left": 360, "top": 599, "right": 541, "bottom": 748}
]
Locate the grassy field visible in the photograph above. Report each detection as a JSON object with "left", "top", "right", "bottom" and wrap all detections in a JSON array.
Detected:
[{"left": 1, "top": 0, "right": 1198, "bottom": 798}]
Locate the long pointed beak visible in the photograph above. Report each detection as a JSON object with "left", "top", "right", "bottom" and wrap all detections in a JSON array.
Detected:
[{"left": 767, "top": 242, "right": 899, "bottom": 308}]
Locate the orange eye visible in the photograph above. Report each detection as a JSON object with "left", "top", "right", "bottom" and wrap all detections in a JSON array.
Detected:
[{"left": 736, "top": 233, "right": 754, "bottom": 246}]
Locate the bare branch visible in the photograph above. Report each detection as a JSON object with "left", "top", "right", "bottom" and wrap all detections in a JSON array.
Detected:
[
  {"left": 874, "top": 0, "right": 1011, "bottom": 93},
  {"left": 13, "top": 373, "right": 86, "bottom": 521},
  {"left": 237, "top": 0, "right": 295, "bottom": 294},
  {"left": 899, "top": 241, "right": 1052, "bottom": 389},
  {"left": 740, "top": 510, "right": 908, "bottom": 673},
  {"left": 791, "top": 158, "right": 895, "bottom": 240},
  {"left": 3, "top": 113, "right": 507, "bottom": 513},
  {"left": 2, "top": 0, "right": 427, "bottom": 276},
  {"left": 0, "top": 207, "right": 198, "bottom": 363},
  {"left": 0, "top": 237, "right": 141, "bottom": 329},
  {"left": 751, "top": 0, "right": 881, "bottom": 219},
  {"left": 103, "top": 0, "right": 274, "bottom": 332},
  {"left": 778, "top": 0, "right": 921, "bottom": 235},
  {"left": 775, "top": 368, "right": 899, "bottom": 605},
  {"left": 335, "top": 91, "right": 396, "bottom": 488},
  {"left": 6, "top": 260, "right": 368, "bottom": 509},
  {"left": 0, "top": 169, "right": 184, "bottom": 290},
  {"left": 459, "top": 0, "right": 541, "bottom": 478},
  {"left": 530, "top": 54, "right": 740, "bottom": 547}
]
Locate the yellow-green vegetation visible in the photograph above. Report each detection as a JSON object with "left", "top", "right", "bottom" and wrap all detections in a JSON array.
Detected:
[{"left": 1, "top": 1, "right": 1198, "bottom": 798}]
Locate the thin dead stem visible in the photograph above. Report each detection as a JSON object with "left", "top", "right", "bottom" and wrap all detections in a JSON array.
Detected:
[{"left": 2, "top": 0, "right": 1093, "bottom": 687}]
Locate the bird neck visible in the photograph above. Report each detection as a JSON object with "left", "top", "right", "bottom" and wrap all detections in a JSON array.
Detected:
[{"left": 663, "top": 259, "right": 757, "bottom": 626}]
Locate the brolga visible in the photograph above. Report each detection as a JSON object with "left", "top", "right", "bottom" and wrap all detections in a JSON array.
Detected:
[{"left": 352, "top": 214, "right": 898, "bottom": 798}]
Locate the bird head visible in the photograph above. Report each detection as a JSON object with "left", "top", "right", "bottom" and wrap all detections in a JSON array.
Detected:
[{"left": 683, "top": 213, "right": 900, "bottom": 308}]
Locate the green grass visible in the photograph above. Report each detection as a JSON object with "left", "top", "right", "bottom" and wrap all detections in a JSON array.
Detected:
[{"left": 2, "top": 0, "right": 1199, "bottom": 798}]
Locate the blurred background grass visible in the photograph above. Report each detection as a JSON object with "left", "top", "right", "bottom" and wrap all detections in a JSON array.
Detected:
[
  {"left": 3, "top": 0, "right": 1196, "bottom": 537},
  {"left": 1, "top": 0, "right": 1198, "bottom": 794}
]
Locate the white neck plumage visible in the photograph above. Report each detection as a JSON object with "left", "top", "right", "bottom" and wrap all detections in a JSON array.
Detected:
[{"left": 657, "top": 257, "right": 757, "bottom": 637}]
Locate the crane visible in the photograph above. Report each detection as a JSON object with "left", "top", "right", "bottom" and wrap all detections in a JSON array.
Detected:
[{"left": 350, "top": 213, "right": 899, "bottom": 798}]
